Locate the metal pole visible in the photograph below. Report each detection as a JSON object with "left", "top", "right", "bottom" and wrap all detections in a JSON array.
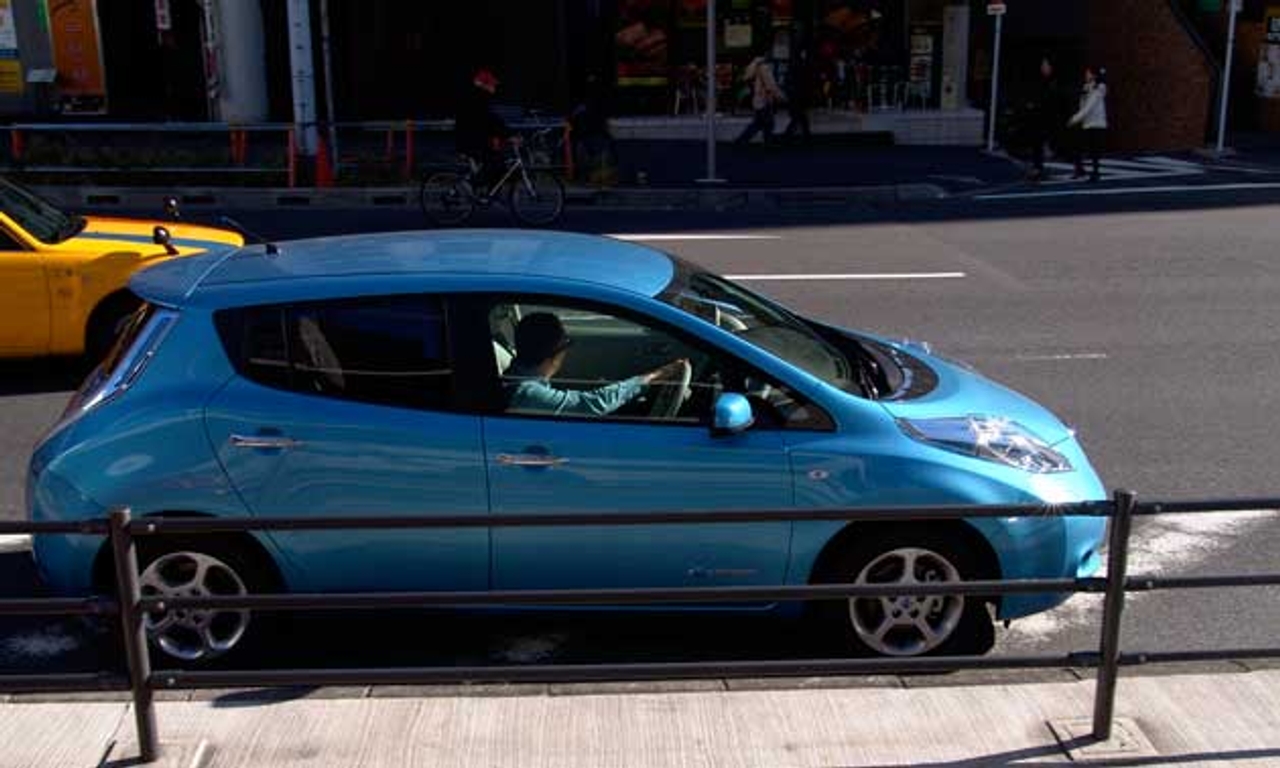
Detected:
[
  {"left": 986, "top": 11, "right": 1004, "bottom": 153},
  {"left": 1215, "top": 0, "right": 1240, "bottom": 155},
  {"left": 319, "top": 0, "right": 339, "bottom": 175},
  {"left": 109, "top": 507, "right": 159, "bottom": 763},
  {"left": 1092, "top": 489, "right": 1136, "bottom": 741},
  {"left": 697, "top": 0, "right": 725, "bottom": 183}
]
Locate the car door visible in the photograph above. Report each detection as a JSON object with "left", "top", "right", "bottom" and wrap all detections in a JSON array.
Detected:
[
  {"left": 0, "top": 223, "right": 50, "bottom": 355},
  {"left": 475, "top": 295, "right": 829, "bottom": 592},
  {"left": 204, "top": 294, "right": 490, "bottom": 592}
]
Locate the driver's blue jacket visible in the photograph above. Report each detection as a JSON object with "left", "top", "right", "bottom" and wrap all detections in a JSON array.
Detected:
[{"left": 505, "top": 365, "right": 645, "bottom": 416}]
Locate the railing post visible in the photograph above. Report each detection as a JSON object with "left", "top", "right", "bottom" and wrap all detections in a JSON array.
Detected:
[
  {"left": 10, "top": 127, "right": 23, "bottom": 163},
  {"left": 1092, "top": 489, "right": 1136, "bottom": 741},
  {"left": 286, "top": 128, "right": 297, "bottom": 188},
  {"left": 109, "top": 507, "right": 160, "bottom": 763},
  {"left": 403, "top": 120, "right": 415, "bottom": 182}
]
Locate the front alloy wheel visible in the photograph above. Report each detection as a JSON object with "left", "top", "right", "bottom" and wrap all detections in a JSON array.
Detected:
[{"left": 850, "top": 547, "right": 965, "bottom": 656}]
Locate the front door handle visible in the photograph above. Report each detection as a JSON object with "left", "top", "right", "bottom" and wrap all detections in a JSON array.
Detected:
[
  {"left": 496, "top": 453, "right": 569, "bottom": 468},
  {"left": 229, "top": 434, "right": 302, "bottom": 450}
]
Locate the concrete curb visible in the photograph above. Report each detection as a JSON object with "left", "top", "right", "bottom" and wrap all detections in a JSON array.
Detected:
[{"left": 31, "top": 183, "right": 948, "bottom": 213}]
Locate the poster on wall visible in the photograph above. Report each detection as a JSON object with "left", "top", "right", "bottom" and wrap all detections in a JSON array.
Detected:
[
  {"left": 0, "top": 0, "right": 21, "bottom": 95},
  {"left": 46, "top": 0, "right": 107, "bottom": 113},
  {"left": 617, "top": 0, "right": 672, "bottom": 86},
  {"left": 1260, "top": 6, "right": 1280, "bottom": 98}
]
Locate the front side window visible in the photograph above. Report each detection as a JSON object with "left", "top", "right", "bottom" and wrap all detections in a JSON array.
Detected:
[
  {"left": 218, "top": 295, "right": 453, "bottom": 411},
  {"left": 486, "top": 298, "right": 832, "bottom": 430}
]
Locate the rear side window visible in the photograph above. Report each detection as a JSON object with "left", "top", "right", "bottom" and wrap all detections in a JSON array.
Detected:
[{"left": 217, "top": 295, "right": 453, "bottom": 411}]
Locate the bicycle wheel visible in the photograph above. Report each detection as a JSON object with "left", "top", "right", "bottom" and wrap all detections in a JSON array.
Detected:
[
  {"left": 420, "top": 171, "right": 475, "bottom": 226},
  {"left": 508, "top": 169, "right": 565, "bottom": 226}
]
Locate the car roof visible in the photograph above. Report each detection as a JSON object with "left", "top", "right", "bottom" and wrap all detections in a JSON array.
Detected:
[{"left": 130, "top": 230, "right": 677, "bottom": 305}]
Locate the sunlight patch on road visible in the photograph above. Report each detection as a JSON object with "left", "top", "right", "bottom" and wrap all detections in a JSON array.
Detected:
[
  {"left": 1001, "top": 509, "right": 1275, "bottom": 645},
  {"left": 3, "top": 626, "right": 82, "bottom": 659},
  {"left": 491, "top": 633, "right": 568, "bottom": 664}
]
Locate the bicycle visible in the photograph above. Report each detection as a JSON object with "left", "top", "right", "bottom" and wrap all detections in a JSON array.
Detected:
[{"left": 420, "top": 131, "right": 566, "bottom": 227}]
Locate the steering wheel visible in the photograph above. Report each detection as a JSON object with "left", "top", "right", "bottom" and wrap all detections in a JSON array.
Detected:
[{"left": 648, "top": 360, "right": 693, "bottom": 419}]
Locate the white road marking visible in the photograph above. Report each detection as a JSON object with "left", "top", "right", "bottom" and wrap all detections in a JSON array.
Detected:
[
  {"left": 607, "top": 234, "right": 783, "bottom": 241},
  {"left": 725, "top": 272, "right": 966, "bottom": 282},
  {"left": 1013, "top": 353, "right": 1109, "bottom": 362},
  {"left": 0, "top": 534, "right": 31, "bottom": 554},
  {"left": 978, "top": 182, "right": 1280, "bottom": 201},
  {"left": 1002, "top": 509, "right": 1276, "bottom": 644}
]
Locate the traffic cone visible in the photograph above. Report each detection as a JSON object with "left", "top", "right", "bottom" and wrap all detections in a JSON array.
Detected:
[{"left": 315, "top": 134, "right": 335, "bottom": 188}]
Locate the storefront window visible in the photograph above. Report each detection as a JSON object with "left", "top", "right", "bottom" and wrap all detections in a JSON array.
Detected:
[{"left": 611, "top": 0, "right": 938, "bottom": 115}]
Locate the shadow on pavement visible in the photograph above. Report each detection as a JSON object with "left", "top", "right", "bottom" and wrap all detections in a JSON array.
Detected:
[{"left": 0, "top": 359, "right": 83, "bottom": 396}]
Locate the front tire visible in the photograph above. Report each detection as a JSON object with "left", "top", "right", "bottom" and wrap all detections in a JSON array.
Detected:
[
  {"left": 509, "top": 170, "right": 565, "bottom": 226},
  {"left": 814, "top": 528, "right": 994, "bottom": 658}
]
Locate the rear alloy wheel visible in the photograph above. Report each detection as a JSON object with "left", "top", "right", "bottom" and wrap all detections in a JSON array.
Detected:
[
  {"left": 816, "top": 529, "right": 993, "bottom": 657},
  {"left": 135, "top": 538, "right": 275, "bottom": 664}
]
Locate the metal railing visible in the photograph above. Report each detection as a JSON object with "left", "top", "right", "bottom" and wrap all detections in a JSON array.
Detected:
[
  {"left": 3, "top": 490, "right": 1280, "bottom": 763},
  {"left": 4, "top": 117, "right": 573, "bottom": 187}
]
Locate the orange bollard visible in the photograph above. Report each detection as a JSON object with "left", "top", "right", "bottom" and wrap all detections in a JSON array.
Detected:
[
  {"left": 403, "top": 121, "right": 414, "bottom": 181},
  {"left": 286, "top": 128, "right": 296, "bottom": 188},
  {"left": 315, "top": 133, "right": 335, "bottom": 187},
  {"left": 563, "top": 122, "right": 574, "bottom": 181}
]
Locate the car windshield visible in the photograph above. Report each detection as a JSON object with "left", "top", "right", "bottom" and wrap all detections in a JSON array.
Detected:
[
  {"left": 0, "top": 176, "right": 84, "bottom": 244},
  {"left": 660, "top": 266, "right": 860, "bottom": 394}
]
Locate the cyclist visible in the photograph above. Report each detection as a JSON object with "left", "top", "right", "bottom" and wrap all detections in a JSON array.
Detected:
[{"left": 455, "top": 68, "right": 511, "bottom": 193}]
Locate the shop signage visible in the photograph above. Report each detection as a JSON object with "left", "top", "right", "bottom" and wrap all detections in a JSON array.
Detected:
[
  {"left": 154, "top": 0, "right": 172, "bottom": 32},
  {"left": 1267, "top": 5, "right": 1280, "bottom": 44},
  {"left": 986, "top": 3, "right": 1006, "bottom": 15},
  {"left": 0, "top": 0, "right": 19, "bottom": 96},
  {"left": 46, "top": 0, "right": 107, "bottom": 113}
]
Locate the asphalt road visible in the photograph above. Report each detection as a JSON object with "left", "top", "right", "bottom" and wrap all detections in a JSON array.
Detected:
[{"left": 4, "top": 179, "right": 1280, "bottom": 675}]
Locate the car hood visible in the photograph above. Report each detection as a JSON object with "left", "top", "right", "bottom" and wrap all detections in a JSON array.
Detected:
[
  {"left": 61, "top": 216, "right": 244, "bottom": 255},
  {"left": 865, "top": 336, "right": 1077, "bottom": 448}
]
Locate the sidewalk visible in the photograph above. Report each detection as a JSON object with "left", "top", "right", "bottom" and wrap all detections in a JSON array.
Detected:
[{"left": 5, "top": 665, "right": 1280, "bottom": 767}]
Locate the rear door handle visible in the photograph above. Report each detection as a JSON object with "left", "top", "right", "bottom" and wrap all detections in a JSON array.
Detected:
[
  {"left": 229, "top": 434, "right": 302, "bottom": 450},
  {"left": 496, "top": 453, "right": 569, "bottom": 468}
]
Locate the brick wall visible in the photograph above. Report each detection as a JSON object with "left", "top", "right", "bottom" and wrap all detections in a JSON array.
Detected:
[{"left": 1085, "top": 0, "right": 1216, "bottom": 151}]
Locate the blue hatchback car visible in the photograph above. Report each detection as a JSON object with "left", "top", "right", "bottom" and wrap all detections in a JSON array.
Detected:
[{"left": 29, "top": 230, "right": 1106, "bottom": 663}]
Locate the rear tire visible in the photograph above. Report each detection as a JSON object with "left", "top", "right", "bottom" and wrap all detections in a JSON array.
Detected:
[
  {"left": 813, "top": 527, "right": 994, "bottom": 658},
  {"left": 420, "top": 171, "right": 475, "bottom": 226},
  {"left": 100, "top": 534, "right": 281, "bottom": 667},
  {"left": 509, "top": 170, "right": 565, "bottom": 226}
]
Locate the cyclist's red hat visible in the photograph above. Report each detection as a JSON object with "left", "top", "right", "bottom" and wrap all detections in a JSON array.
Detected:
[{"left": 473, "top": 69, "right": 499, "bottom": 93}]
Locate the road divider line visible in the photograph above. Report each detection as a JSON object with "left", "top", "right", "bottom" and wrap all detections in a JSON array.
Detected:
[
  {"left": 607, "top": 234, "right": 782, "bottom": 241},
  {"left": 725, "top": 272, "right": 966, "bottom": 281},
  {"left": 1013, "top": 353, "right": 1109, "bottom": 361},
  {"left": 0, "top": 534, "right": 32, "bottom": 553},
  {"left": 978, "top": 182, "right": 1280, "bottom": 201}
]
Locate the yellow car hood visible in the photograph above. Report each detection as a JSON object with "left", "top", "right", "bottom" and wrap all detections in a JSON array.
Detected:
[{"left": 55, "top": 216, "right": 244, "bottom": 256}]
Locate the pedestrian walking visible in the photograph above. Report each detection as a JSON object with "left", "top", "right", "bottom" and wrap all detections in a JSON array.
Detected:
[
  {"left": 734, "top": 51, "right": 786, "bottom": 146},
  {"left": 1025, "top": 56, "right": 1067, "bottom": 182},
  {"left": 783, "top": 50, "right": 814, "bottom": 143},
  {"left": 1068, "top": 66, "right": 1108, "bottom": 182}
]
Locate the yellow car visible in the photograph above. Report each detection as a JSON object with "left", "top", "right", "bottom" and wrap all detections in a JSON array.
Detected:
[{"left": 0, "top": 177, "right": 244, "bottom": 361}]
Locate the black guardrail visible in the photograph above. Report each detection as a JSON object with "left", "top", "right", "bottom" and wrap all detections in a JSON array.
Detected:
[{"left": 3, "top": 489, "right": 1280, "bottom": 764}]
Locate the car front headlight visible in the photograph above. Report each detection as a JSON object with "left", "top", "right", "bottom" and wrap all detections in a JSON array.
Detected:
[{"left": 897, "top": 416, "right": 1073, "bottom": 474}]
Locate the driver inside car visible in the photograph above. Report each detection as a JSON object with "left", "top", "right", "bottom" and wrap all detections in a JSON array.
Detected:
[{"left": 504, "top": 312, "right": 689, "bottom": 417}]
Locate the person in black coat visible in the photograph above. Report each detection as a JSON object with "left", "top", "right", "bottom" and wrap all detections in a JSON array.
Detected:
[
  {"left": 1024, "top": 57, "right": 1067, "bottom": 182},
  {"left": 454, "top": 69, "right": 510, "bottom": 189}
]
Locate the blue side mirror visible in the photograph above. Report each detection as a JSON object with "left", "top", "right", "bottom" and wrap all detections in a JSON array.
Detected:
[{"left": 712, "top": 393, "right": 754, "bottom": 436}]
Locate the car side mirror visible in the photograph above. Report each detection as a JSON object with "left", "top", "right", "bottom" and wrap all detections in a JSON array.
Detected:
[
  {"left": 152, "top": 225, "right": 178, "bottom": 255},
  {"left": 712, "top": 393, "right": 754, "bottom": 437},
  {"left": 163, "top": 197, "right": 180, "bottom": 221}
]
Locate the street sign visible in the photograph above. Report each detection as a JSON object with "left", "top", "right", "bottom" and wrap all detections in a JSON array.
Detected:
[{"left": 987, "top": 3, "right": 1007, "bottom": 15}]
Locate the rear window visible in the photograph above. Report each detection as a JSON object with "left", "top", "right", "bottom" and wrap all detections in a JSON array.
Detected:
[{"left": 216, "top": 295, "right": 453, "bottom": 411}]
